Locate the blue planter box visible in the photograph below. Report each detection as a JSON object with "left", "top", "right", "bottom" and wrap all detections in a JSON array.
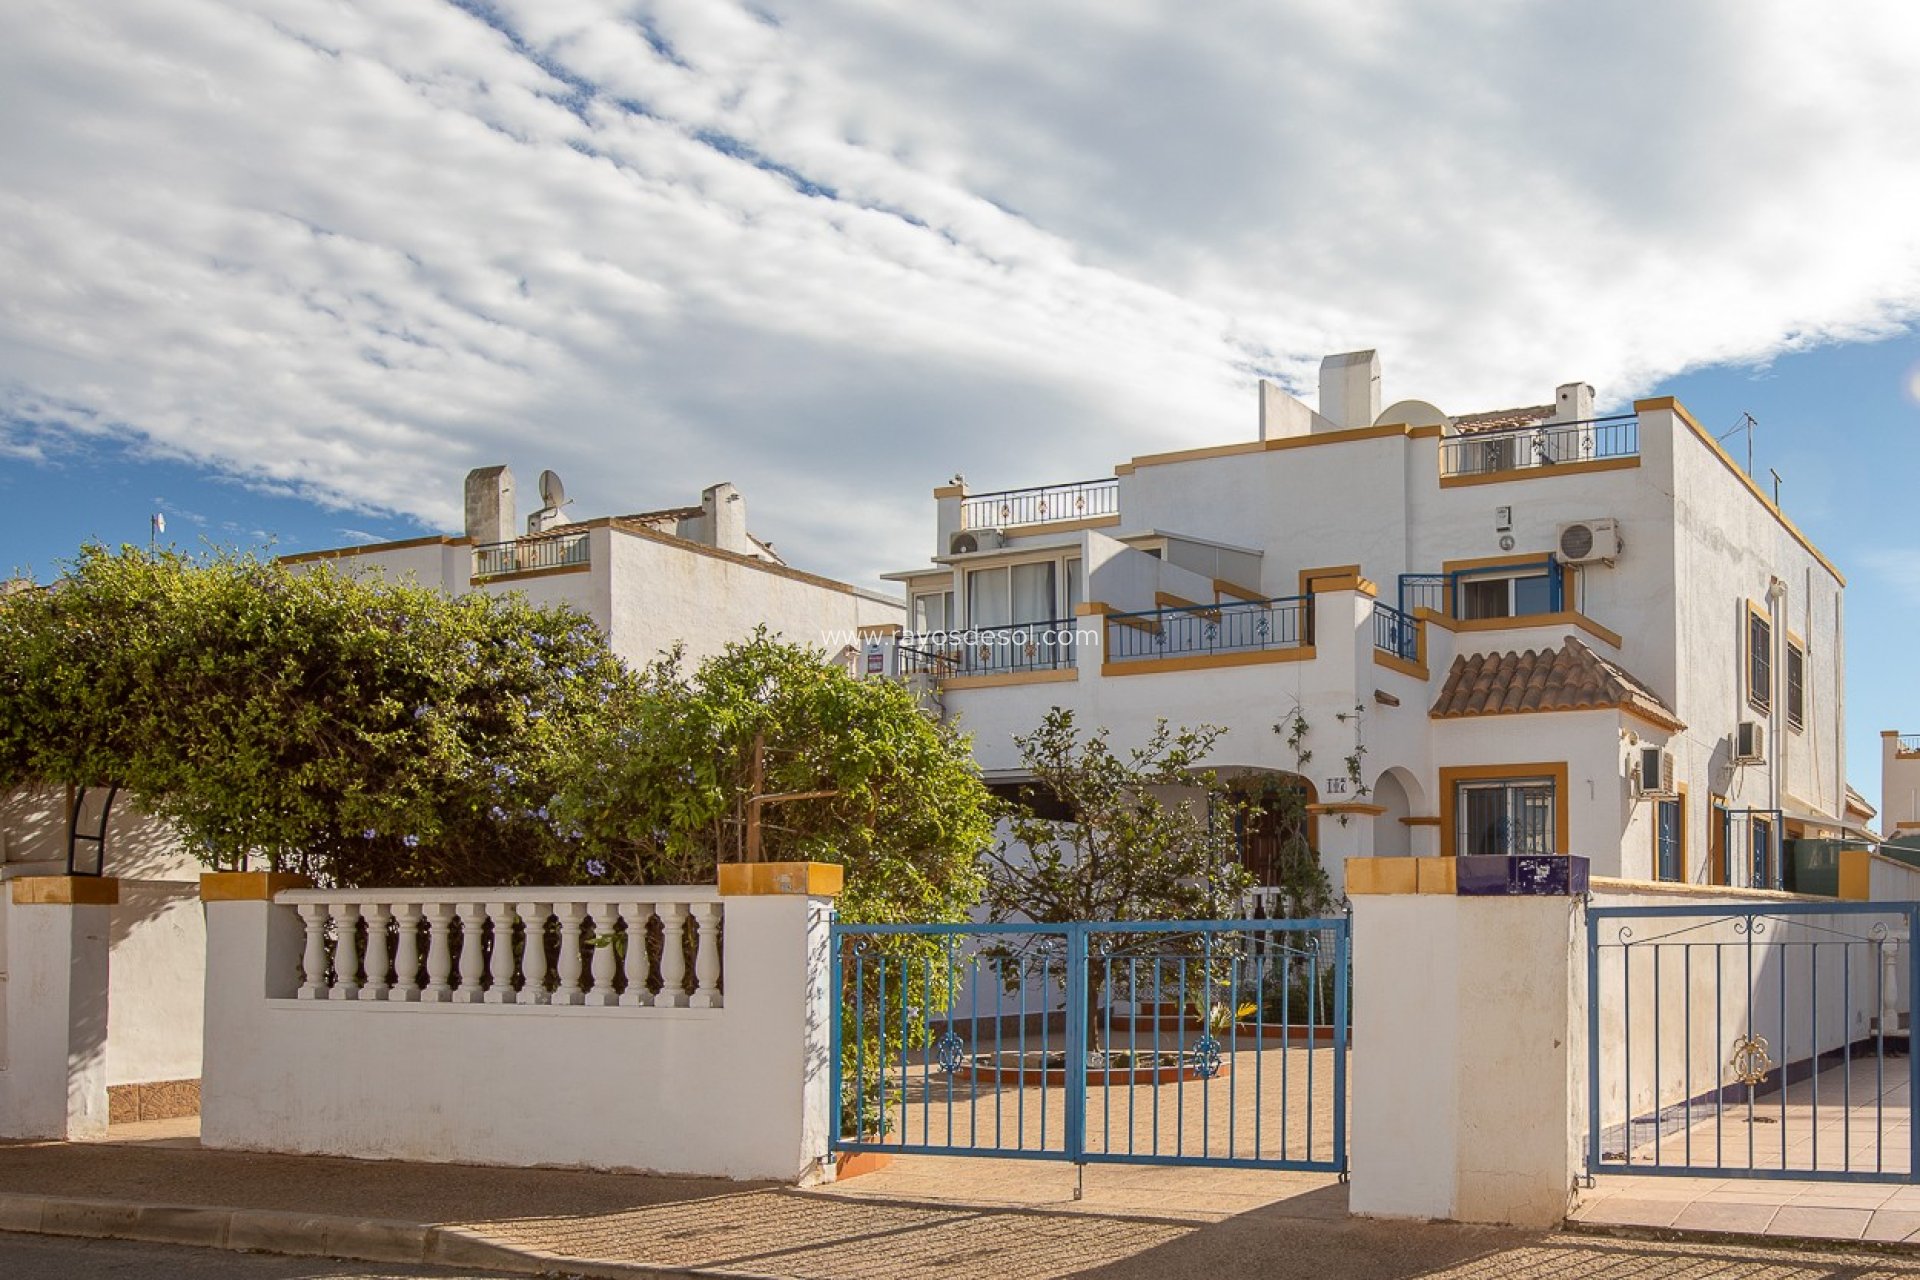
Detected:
[{"left": 1455, "top": 854, "right": 1590, "bottom": 897}]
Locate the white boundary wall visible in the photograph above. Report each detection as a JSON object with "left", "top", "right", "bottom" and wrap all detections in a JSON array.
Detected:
[{"left": 201, "top": 884, "right": 835, "bottom": 1180}]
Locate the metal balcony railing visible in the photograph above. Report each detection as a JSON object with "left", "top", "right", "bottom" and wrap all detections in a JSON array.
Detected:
[
  {"left": 1371, "top": 601, "right": 1419, "bottom": 662},
  {"left": 1439, "top": 415, "right": 1639, "bottom": 479},
  {"left": 1898, "top": 733, "right": 1920, "bottom": 756},
  {"left": 1105, "top": 596, "right": 1310, "bottom": 663},
  {"left": 899, "top": 620, "right": 1080, "bottom": 677},
  {"left": 959, "top": 477, "right": 1118, "bottom": 530},
  {"left": 471, "top": 531, "right": 590, "bottom": 579}
]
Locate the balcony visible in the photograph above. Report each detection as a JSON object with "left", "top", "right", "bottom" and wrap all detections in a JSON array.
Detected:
[
  {"left": 960, "top": 477, "right": 1118, "bottom": 531},
  {"left": 1899, "top": 734, "right": 1920, "bottom": 757},
  {"left": 1438, "top": 415, "right": 1639, "bottom": 481},
  {"left": 1105, "top": 596, "right": 1310, "bottom": 665},
  {"left": 471, "top": 530, "right": 590, "bottom": 580},
  {"left": 1371, "top": 601, "right": 1419, "bottom": 662},
  {"left": 898, "top": 620, "right": 1080, "bottom": 679}
]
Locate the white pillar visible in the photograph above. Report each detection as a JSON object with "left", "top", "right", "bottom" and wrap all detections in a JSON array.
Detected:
[
  {"left": 1349, "top": 877, "right": 1583, "bottom": 1228},
  {"left": 198, "top": 873, "right": 310, "bottom": 1151},
  {"left": 0, "top": 878, "right": 116, "bottom": 1139}
]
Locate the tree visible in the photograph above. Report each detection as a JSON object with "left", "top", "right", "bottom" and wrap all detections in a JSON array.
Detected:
[
  {"left": 550, "top": 630, "right": 992, "bottom": 925},
  {"left": 980, "top": 708, "right": 1256, "bottom": 1048},
  {"left": 0, "top": 543, "right": 632, "bottom": 884}
]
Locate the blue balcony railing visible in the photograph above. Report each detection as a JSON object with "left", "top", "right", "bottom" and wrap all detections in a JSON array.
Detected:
[
  {"left": 1438, "top": 415, "right": 1639, "bottom": 479},
  {"left": 900, "top": 620, "right": 1080, "bottom": 677},
  {"left": 1105, "top": 596, "right": 1310, "bottom": 663},
  {"left": 1371, "top": 602, "right": 1418, "bottom": 662},
  {"left": 471, "top": 531, "right": 590, "bottom": 579}
]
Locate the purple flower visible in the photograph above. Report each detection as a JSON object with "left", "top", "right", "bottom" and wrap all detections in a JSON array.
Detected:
[
  {"left": 585, "top": 859, "right": 608, "bottom": 878},
  {"left": 362, "top": 829, "right": 377, "bottom": 840},
  {"left": 402, "top": 834, "right": 420, "bottom": 849}
]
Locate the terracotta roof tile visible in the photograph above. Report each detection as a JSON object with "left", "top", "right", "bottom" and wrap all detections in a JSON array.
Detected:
[
  {"left": 1430, "top": 635, "right": 1683, "bottom": 730},
  {"left": 1452, "top": 404, "right": 1556, "bottom": 435}
]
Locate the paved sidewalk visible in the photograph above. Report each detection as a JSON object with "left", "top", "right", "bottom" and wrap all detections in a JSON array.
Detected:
[
  {"left": 15, "top": 1134, "right": 1920, "bottom": 1278},
  {"left": 1575, "top": 1172, "right": 1920, "bottom": 1245}
]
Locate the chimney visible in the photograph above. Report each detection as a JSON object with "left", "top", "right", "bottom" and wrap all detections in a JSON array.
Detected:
[
  {"left": 464, "top": 466, "right": 515, "bottom": 544},
  {"left": 1554, "top": 382, "right": 1595, "bottom": 423},
  {"left": 702, "top": 482, "right": 752, "bottom": 556},
  {"left": 1318, "top": 350, "right": 1381, "bottom": 429}
]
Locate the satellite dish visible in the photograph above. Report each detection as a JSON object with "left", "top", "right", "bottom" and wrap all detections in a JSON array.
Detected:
[{"left": 539, "top": 470, "right": 568, "bottom": 509}]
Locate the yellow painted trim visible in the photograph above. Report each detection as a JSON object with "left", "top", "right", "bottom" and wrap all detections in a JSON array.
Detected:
[
  {"left": 1894, "top": 820, "right": 1920, "bottom": 832},
  {"left": 11, "top": 875, "right": 120, "bottom": 906},
  {"left": 1102, "top": 646, "right": 1315, "bottom": 677},
  {"left": 1441, "top": 549, "right": 1554, "bottom": 575},
  {"left": 1213, "top": 578, "right": 1265, "bottom": 603},
  {"left": 1409, "top": 424, "right": 1446, "bottom": 440},
  {"left": 1437, "top": 454, "right": 1642, "bottom": 489},
  {"left": 1347, "top": 857, "right": 1419, "bottom": 895},
  {"left": 1417, "top": 856, "right": 1457, "bottom": 894},
  {"left": 202, "top": 872, "right": 316, "bottom": 902},
  {"left": 1308, "top": 802, "right": 1388, "bottom": 816},
  {"left": 1438, "top": 762, "right": 1571, "bottom": 857},
  {"left": 1372, "top": 650, "right": 1429, "bottom": 681},
  {"left": 470, "top": 562, "right": 593, "bottom": 587},
  {"left": 1640, "top": 396, "right": 1845, "bottom": 585},
  {"left": 1154, "top": 591, "right": 1220, "bottom": 619},
  {"left": 1127, "top": 440, "right": 1266, "bottom": 469},
  {"left": 1416, "top": 606, "right": 1455, "bottom": 631},
  {"left": 1113, "top": 462, "right": 1136, "bottom": 477},
  {"left": 1266, "top": 423, "right": 1412, "bottom": 452},
  {"left": 1121, "top": 422, "right": 1421, "bottom": 473},
  {"left": 1401, "top": 815, "right": 1443, "bottom": 827},
  {"left": 279, "top": 535, "right": 470, "bottom": 565},
  {"left": 942, "top": 667, "right": 1080, "bottom": 690},
  {"left": 932, "top": 484, "right": 967, "bottom": 499},
  {"left": 1299, "top": 565, "right": 1363, "bottom": 600},
  {"left": 1839, "top": 848, "right": 1873, "bottom": 902},
  {"left": 1444, "top": 610, "right": 1626, "bottom": 651},
  {"left": 998, "top": 514, "right": 1122, "bottom": 538},
  {"left": 718, "top": 861, "right": 844, "bottom": 897},
  {"left": 1074, "top": 601, "right": 1113, "bottom": 616}
]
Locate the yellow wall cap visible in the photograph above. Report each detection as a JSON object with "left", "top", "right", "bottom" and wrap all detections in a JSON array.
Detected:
[{"left": 718, "top": 861, "right": 845, "bottom": 897}]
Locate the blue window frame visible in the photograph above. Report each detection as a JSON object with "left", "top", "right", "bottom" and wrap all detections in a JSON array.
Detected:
[{"left": 1655, "top": 798, "right": 1683, "bottom": 882}]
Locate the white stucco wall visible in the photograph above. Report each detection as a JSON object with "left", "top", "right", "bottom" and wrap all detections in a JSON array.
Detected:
[
  {"left": 105, "top": 881, "right": 204, "bottom": 1087},
  {"left": 1882, "top": 734, "right": 1920, "bottom": 835},
  {"left": 200, "top": 891, "right": 835, "bottom": 1179}
]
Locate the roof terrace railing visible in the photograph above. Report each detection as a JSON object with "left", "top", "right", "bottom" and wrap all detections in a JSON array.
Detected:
[
  {"left": 960, "top": 477, "right": 1118, "bottom": 531},
  {"left": 1105, "top": 595, "right": 1310, "bottom": 663},
  {"left": 471, "top": 530, "right": 590, "bottom": 579},
  {"left": 1439, "top": 414, "right": 1639, "bottom": 479},
  {"left": 1898, "top": 733, "right": 1920, "bottom": 756}
]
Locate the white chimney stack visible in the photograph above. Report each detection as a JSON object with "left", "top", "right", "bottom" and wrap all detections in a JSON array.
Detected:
[
  {"left": 1555, "top": 382, "right": 1595, "bottom": 424},
  {"left": 464, "top": 466, "right": 515, "bottom": 544},
  {"left": 1318, "top": 350, "right": 1381, "bottom": 430},
  {"left": 702, "top": 482, "right": 751, "bottom": 556}
]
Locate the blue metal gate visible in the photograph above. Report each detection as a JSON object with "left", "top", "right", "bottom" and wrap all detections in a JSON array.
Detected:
[
  {"left": 829, "top": 918, "right": 1348, "bottom": 1173},
  {"left": 1588, "top": 899, "right": 1920, "bottom": 1183}
]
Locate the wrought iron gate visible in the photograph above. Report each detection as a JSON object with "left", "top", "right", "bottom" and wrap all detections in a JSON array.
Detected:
[
  {"left": 1587, "top": 899, "right": 1920, "bottom": 1183},
  {"left": 829, "top": 917, "right": 1348, "bottom": 1173}
]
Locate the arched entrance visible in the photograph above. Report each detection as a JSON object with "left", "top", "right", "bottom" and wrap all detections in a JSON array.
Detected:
[{"left": 1225, "top": 771, "right": 1323, "bottom": 916}]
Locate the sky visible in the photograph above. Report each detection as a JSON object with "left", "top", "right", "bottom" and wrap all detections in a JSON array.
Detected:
[{"left": 1, "top": 1, "right": 1917, "bottom": 801}]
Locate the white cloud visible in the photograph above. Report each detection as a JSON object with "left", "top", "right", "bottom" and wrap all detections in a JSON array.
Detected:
[{"left": 2, "top": 0, "right": 1919, "bottom": 583}]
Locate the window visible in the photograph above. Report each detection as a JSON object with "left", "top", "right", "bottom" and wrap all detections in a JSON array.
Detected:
[
  {"left": 966, "top": 559, "right": 1074, "bottom": 629},
  {"left": 1747, "top": 607, "right": 1772, "bottom": 713},
  {"left": 911, "top": 589, "right": 954, "bottom": 634},
  {"left": 1786, "top": 640, "right": 1805, "bottom": 731},
  {"left": 1458, "top": 569, "right": 1556, "bottom": 620},
  {"left": 1655, "top": 795, "right": 1685, "bottom": 882},
  {"left": 1455, "top": 777, "right": 1557, "bottom": 856}
]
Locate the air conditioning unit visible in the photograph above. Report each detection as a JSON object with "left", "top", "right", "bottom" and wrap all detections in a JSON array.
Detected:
[
  {"left": 948, "top": 529, "right": 1003, "bottom": 556},
  {"left": 1734, "top": 720, "right": 1766, "bottom": 765},
  {"left": 1634, "top": 746, "right": 1677, "bottom": 797},
  {"left": 1557, "top": 518, "right": 1621, "bottom": 565}
]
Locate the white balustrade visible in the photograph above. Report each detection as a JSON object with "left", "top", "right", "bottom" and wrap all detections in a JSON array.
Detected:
[{"left": 271, "top": 888, "right": 726, "bottom": 1012}]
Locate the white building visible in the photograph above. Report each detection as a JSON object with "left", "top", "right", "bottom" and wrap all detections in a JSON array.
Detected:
[
  {"left": 872, "top": 350, "right": 1868, "bottom": 898},
  {"left": 283, "top": 468, "right": 903, "bottom": 668},
  {"left": 1882, "top": 731, "right": 1920, "bottom": 844}
]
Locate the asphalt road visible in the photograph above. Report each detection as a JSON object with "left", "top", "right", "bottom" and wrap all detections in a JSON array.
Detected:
[{"left": 0, "top": 1235, "right": 522, "bottom": 1280}]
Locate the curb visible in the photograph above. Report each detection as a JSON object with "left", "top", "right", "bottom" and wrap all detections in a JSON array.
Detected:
[
  {"left": 1561, "top": 1216, "right": 1920, "bottom": 1259},
  {"left": 0, "top": 1192, "right": 778, "bottom": 1279}
]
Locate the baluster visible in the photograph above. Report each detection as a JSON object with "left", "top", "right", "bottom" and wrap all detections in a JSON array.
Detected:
[
  {"left": 619, "top": 902, "right": 654, "bottom": 1007},
  {"left": 554, "top": 903, "right": 586, "bottom": 1005},
  {"left": 653, "top": 902, "right": 689, "bottom": 1008},
  {"left": 585, "top": 903, "right": 620, "bottom": 1006},
  {"left": 484, "top": 903, "right": 519, "bottom": 1004},
  {"left": 454, "top": 902, "right": 486, "bottom": 1003},
  {"left": 689, "top": 901, "right": 723, "bottom": 1009},
  {"left": 392, "top": 904, "right": 423, "bottom": 1002},
  {"left": 331, "top": 904, "right": 361, "bottom": 1000},
  {"left": 517, "top": 901, "right": 551, "bottom": 1004},
  {"left": 297, "top": 904, "right": 329, "bottom": 1000},
  {"left": 361, "top": 903, "right": 393, "bottom": 1000},
  {"left": 422, "top": 905, "right": 454, "bottom": 1002}
]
